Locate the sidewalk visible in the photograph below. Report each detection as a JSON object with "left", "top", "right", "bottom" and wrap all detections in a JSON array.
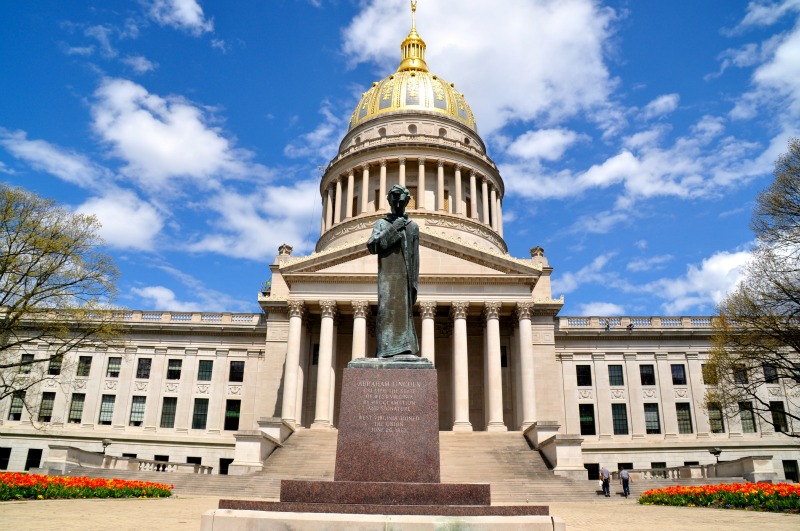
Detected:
[{"left": 0, "top": 496, "right": 796, "bottom": 530}]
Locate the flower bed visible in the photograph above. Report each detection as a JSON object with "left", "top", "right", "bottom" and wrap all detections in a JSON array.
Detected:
[
  {"left": 0, "top": 472, "right": 173, "bottom": 501},
  {"left": 639, "top": 483, "right": 800, "bottom": 512}
]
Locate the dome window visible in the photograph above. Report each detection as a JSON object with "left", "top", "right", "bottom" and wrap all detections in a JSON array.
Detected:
[
  {"left": 378, "top": 127, "right": 387, "bottom": 137},
  {"left": 439, "top": 128, "right": 447, "bottom": 138},
  {"left": 464, "top": 137, "right": 471, "bottom": 146},
  {"left": 355, "top": 136, "right": 361, "bottom": 144},
  {"left": 408, "top": 124, "right": 417, "bottom": 135}
]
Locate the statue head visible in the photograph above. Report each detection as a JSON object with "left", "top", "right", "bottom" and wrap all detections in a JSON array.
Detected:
[{"left": 387, "top": 185, "right": 411, "bottom": 216}]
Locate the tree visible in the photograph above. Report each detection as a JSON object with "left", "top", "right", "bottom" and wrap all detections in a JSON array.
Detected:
[
  {"left": 0, "top": 183, "right": 120, "bottom": 422},
  {"left": 707, "top": 138, "right": 800, "bottom": 437}
]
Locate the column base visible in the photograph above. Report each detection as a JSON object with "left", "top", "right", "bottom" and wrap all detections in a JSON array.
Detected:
[
  {"left": 487, "top": 422, "right": 507, "bottom": 432},
  {"left": 452, "top": 422, "right": 473, "bottom": 432},
  {"left": 311, "top": 420, "right": 332, "bottom": 430}
]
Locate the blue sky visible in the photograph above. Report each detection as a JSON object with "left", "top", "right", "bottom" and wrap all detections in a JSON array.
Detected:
[{"left": 1, "top": 0, "right": 798, "bottom": 317}]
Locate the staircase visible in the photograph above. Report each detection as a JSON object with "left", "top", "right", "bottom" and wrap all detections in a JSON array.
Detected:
[{"left": 66, "top": 430, "right": 743, "bottom": 502}]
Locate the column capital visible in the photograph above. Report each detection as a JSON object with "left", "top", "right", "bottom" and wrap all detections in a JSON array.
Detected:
[
  {"left": 455, "top": 164, "right": 464, "bottom": 172},
  {"left": 515, "top": 302, "right": 534, "bottom": 321},
  {"left": 450, "top": 301, "right": 470, "bottom": 320},
  {"left": 347, "top": 169, "right": 354, "bottom": 177},
  {"left": 418, "top": 157, "right": 426, "bottom": 165},
  {"left": 379, "top": 158, "right": 387, "bottom": 167},
  {"left": 483, "top": 301, "right": 501, "bottom": 320},
  {"left": 360, "top": 163, "right": 369, "bottom": 172},
  {"left": 398, "top": 157, "right": 406, "bottom": 164},
  {"left": 351, "top": 300, "right": 371, "bottom": 318},
  {"left": 437, "top": 159, "right": 445, "bottom": 168},
  {"left": 287, "top": 299, "right": 306, "bottom": 319},
  {"left": 470, "top": 170, "right": 477, "bottom": 178},
  {"left": 419, "top": 300, "right": 437, "bottom": 319},
  {"left": 319, "top": 300, "right": 338, "bottom": 319},
  {"left": 482, "top": 176, "right": 490, "bottom": 184},
  {"left": 334, "top": 176, "right": 342, "bottom": 184}
]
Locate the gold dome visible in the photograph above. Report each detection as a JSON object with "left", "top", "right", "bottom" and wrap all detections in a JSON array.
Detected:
[{"left": 348, "top": 2, "right": 477, "bottom": 133}]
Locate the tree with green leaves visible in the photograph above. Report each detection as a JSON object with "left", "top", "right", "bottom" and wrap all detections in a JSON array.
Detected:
[
  {"left": 707, "top": 138, "right": 800, "bottom": 437},
  {"left": 0, "top": 183, "right": 120, "bottom": 422}
]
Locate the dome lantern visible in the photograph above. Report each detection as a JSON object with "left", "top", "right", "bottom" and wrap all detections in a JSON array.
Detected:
[{"left": 397, "top": 1, "right": 429, "bottom": 72}]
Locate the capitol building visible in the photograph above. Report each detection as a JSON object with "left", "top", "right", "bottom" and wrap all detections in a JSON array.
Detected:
[{"left": 1, "top": 7, "right": 798, "bottom": 484}]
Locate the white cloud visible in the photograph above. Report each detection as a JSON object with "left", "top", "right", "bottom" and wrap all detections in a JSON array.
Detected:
[
  {"left": 122, "top": 55, "right": 158, "bottom": 73},
  {"left": 284, "top": 100, "right": 347, "bottom": 162},
  {"left": 577, "top": 302, "right": 625, "bottom": 316},
  {"left": 551, "top": 253, "right": 615, "bottom": 295},
  {"left": 84, "top": 25, "right": 117, "bottom": 57},
  {"left": 0, "top": 129, "right": 108, "bottom": 188},
  {"left": 91, "top": 78, "right": 270, "bottom": 192},
  {"left": 641, "top": 93, "right": 679, "bottom": 120},
  {"left": 149, "top": 0, "right": 213, "bottom": 35},
  {"left": 77, "top": 191, "right": 164, "bottom": 251},
  {"left": 626, "top": 254, "right": 674, "bottom": 272},
  {"left": 506, "top": 129, "right": 582, "bottom": 161},
  {"left": 130, "top": 286, "right": 205, "bottom": 311},
  {"left": 342, "top": 0, "right": 618, "bottom": 134},
  {"left": 738, "top": 0, "right": 800, "bottom": 28}
]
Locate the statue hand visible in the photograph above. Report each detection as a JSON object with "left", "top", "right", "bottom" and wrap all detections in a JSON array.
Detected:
[{"left": 392, "top": 218, "right": 406, "bottom": 231}]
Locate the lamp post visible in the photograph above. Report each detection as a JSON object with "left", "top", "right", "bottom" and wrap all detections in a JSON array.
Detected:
[
  {"left": 709, "top": 447, "right": 722, "bottom": 463},
  {"left": 101, "top": 439, "right": 112, "bottom": 455}
]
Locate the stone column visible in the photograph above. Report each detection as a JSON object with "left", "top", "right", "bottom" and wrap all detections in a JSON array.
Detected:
[
  {"left": 469, "top": 171, "right": 478, "bottom": 219},
  {"left": 312, "top": 300, "right": 337, "bottom": 429},
  {"left": 360, "top": 164, "right": 370, "bottom": 214},
  {"left": 497, "top": 195, "right": 504, "bottom": 237},
  {"left": 351, "top": 300, "right": 370, "bottom": 361},
  {"left": 281, "top": 300, "right": 305, "bottom": 426},
  {"left": 455, "top": 166, "right": 463, "bottom": 215},
  {"left": 325, "top": 185, "right": 334, "bottom": 231},
  {"left": 624, "top": 353, "right": 646, "bottom": 438},
  {"left": 379, "top": 159, "right": 387, "bottom": 211},
  {"left": 490, "top": 186, "right": 498, "bottom": 231},
  {"left": 656, "top": 352, "right": 677, "bottom": 438},
  {"left": 334, "top": 177, "right": 343, "bottom": 224},
  {"left": 484, "top": 302, "right": 506, "bottom": 431},
  {"left": 451, "top": 301, "right": 472, "bottom": 431},
  {"left": 593, "top": 353, "right": 613, "bottom": 439},
  {"left": 516, "top": 302, "right": 536, "bottom": 430},
  {"left": 346, "top": 170, "right": 355, "bottom": 219},
  {"left": 419, "top": 301, "right": 437, "bottom": 364},
  {"left": 559, "top": 353, "right": 580, "bottom": 434},
  {"left": 481, "top": 178, "right": 490, "bottom": 225},
  {"left": 418, "top": 158, "right": 426, "bottom": 209},
  {"left": 399, "top": 157, "right": 406, "bottom": 187},
  {"left": 686, "top": 352, "right": 710, "bottom": 436},
  {"left": 437, "top": 160, "right": 445, "bottom": 211},
  {"left": 320, "top": 195, "right": 326, "bottom": 236}
]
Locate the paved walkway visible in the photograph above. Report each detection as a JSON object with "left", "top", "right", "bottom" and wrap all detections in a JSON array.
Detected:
[{"left": 0, "top": 495, "right": 797, "bottom": 530}]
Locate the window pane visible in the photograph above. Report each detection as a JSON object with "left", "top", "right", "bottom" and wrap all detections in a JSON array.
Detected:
[
  {"left": 644, "top": 403, "right": 661, "bottom": 434},
  {"left": 229, "top": 361, "right": 245, "bottom": 383},
  {"left": 160, "top": 397, "right": 177, "bottom": 428},
  {"left": 98, "top": 395, "right": 115, "bottom": 425},
  {"left": 106, "top": 357, "right": 121, "bottom": 378},
  {"left": 763, "top": 364, "right": 779, "bottom": 384},
  {"left": 738, "top": 401, "right": 756, "bottom": 433},
  {"left": 671, "top": 364, "right": 687, "bottom": 385},
  {"left": 48, "top": 356, "right": 62, "bottom": 376},
  {"left": 640, "top": 365, "right": 656, "bottom": 386},
  {"left": 77, "top": 356, "right": 92, "bottom": 377},
  {"left": 612, "top": 403, "right": 629, "bottom": 435},
  {"left": 136, "top": 358, "right": 152, "bottom": 379},
  {"left": 68, "top": 394, "right": 85, "bottom": 423},
  {"left": 578, "top": 404, "right": 595, "bottom": 435},
  {"left": 129, "top": 396, "right": 146, "bottom": 426},
  {"left": 20, "top": 354, "right": 34, "bottom": 374},
  {"left": 38, "top": 392, "right": 56, "bottom": 422},
  {"left": 8, "top": 392, "right": 25, "bottom": 421},
  {"left": 676, "top": 403, "right": 693, "bottom": 434},
  {"left": 224, "top": 399, "right": 241, "bottom": 431},
  {"left": 733, "top": 365, "right": 748, "bottom": 384},
  {"left": 576, "top": 365, "right": 592, "bottom": 387},
  {"left": 192, "top": 398, "right": 209, "bottom": 430},
  {"left": 701, "top": 363, "right": 717, "bottom": 385},
  {"left": 167, "top": 359, "right": 182, "bottom": 380},
  {"left": 197, "top": 360, "right": 213, "bottom": 381},
  {"left": 770, "top": 401, "right": 788, "bottom": 433},
  {"left": 608, "top": 365, "right": 624, "bottom": 386},
  {"left": 708, "top": 404, "right": 725, "bottom": 433}
]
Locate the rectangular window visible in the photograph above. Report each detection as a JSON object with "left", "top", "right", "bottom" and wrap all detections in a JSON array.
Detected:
[
  {"left": 20, "top": 353, "right": 34, "bottom": 374},
  {"left": 98, "top": 394, "right": 115, "bottom": 425},
  {"left": 106, "top": 357, "right": 121, "bottom": 378},
  {"left": 77, "top": 356, "right": 92, "bottom": 377},
  {"left": 187, "top": 456, "right": 202, "bottom": 465},
  {"left": 640, "top": 364, "right": 656, "bottom": 386},
  {"left": 671, "top": 364, "right": 687, "bottom": 385},
  {"left": 0, "top": 447, "right": 10, "bottom": 470},
  {"left": 578, "top": 404, "right": 595, "bottom": 435},
  {"left": 608, "top": 365, "right": 624, "bottom": 386},
  {"left": 68, "top": 394, "right": 85, "bottom": 423},
  {"left": 136, "top": 358, "right": 152, "bottom": 379},
  {"left": 738, "top": 401, "right": 757, "bottom": 433},
  {"left": 129, "top": 396, "right": 146, "bottom": 426},
  {"left": 612, "top": 404, "right": 629, "bottom": 435},
  {"left": 38, "top": 392, "right": 55, "bottom": 422},
  {"left": 229, "top": 361, "right": 245, "bottom": 383},
  {"left": 160, "top": 397, "right": 177, "bottom": 429},
  {"left": 576, "top": 365, "right": 592, "bottom": 387},
  {"left": 701, "top": 363, "right": 717, "bottom": 385},
  {"left": 676, "top": 402, "right": 693, "bottom": 434},
  {"left": 644, "top": 403, "right": 661, "bottom": 434},
  {"left": 48, "top": 356, "right": 62, "bottom": 376},
  {"left": 24, "top": 448, "right": 42, "bottom": 471},
  {"left": 192, "top": 398, "right": 209, "bottom": 429},
  {"left": 8, "top": 392, "right": 25, "bottom": 421},
  {"left": 763, "top": 364, "right": 779, "bottom": 384},
  {"left": 167, "top": 359, "right": 182, "bottom": 380},
  {"left": 708, "top": 404, "right": 725, "bottom": 433},
  {"left": 770, "top": 401, "right": 789, "bottom": 433},
  {"left": 197, "top": 360, "right": 213, "bottom": 381},
  {"left": 224, "top": 399, "right": 241, "bottom": 431},
  {"left": 733, "top": 364, "right": 748, "bottom": 384}
]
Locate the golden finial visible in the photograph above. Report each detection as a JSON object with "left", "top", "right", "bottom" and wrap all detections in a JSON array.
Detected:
[{"left": 398, "top": 0, "right": 428, "bottom": 72}]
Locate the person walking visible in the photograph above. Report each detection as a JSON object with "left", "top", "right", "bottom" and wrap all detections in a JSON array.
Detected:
[
  {"left": 599, "top": 465, "right": 611, "bottom": 497},
  {"left": 619, "top": 467, "right": 631, "bottom": 498}
]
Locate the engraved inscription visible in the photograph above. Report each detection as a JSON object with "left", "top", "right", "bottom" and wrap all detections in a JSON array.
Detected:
[{"left": 356, "top": 379, "right": 421, "bottom": 434}]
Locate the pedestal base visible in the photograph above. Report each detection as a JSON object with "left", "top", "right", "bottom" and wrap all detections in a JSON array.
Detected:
[{"left": 282, "top": 479, "right": 490, "bottom": 505}]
